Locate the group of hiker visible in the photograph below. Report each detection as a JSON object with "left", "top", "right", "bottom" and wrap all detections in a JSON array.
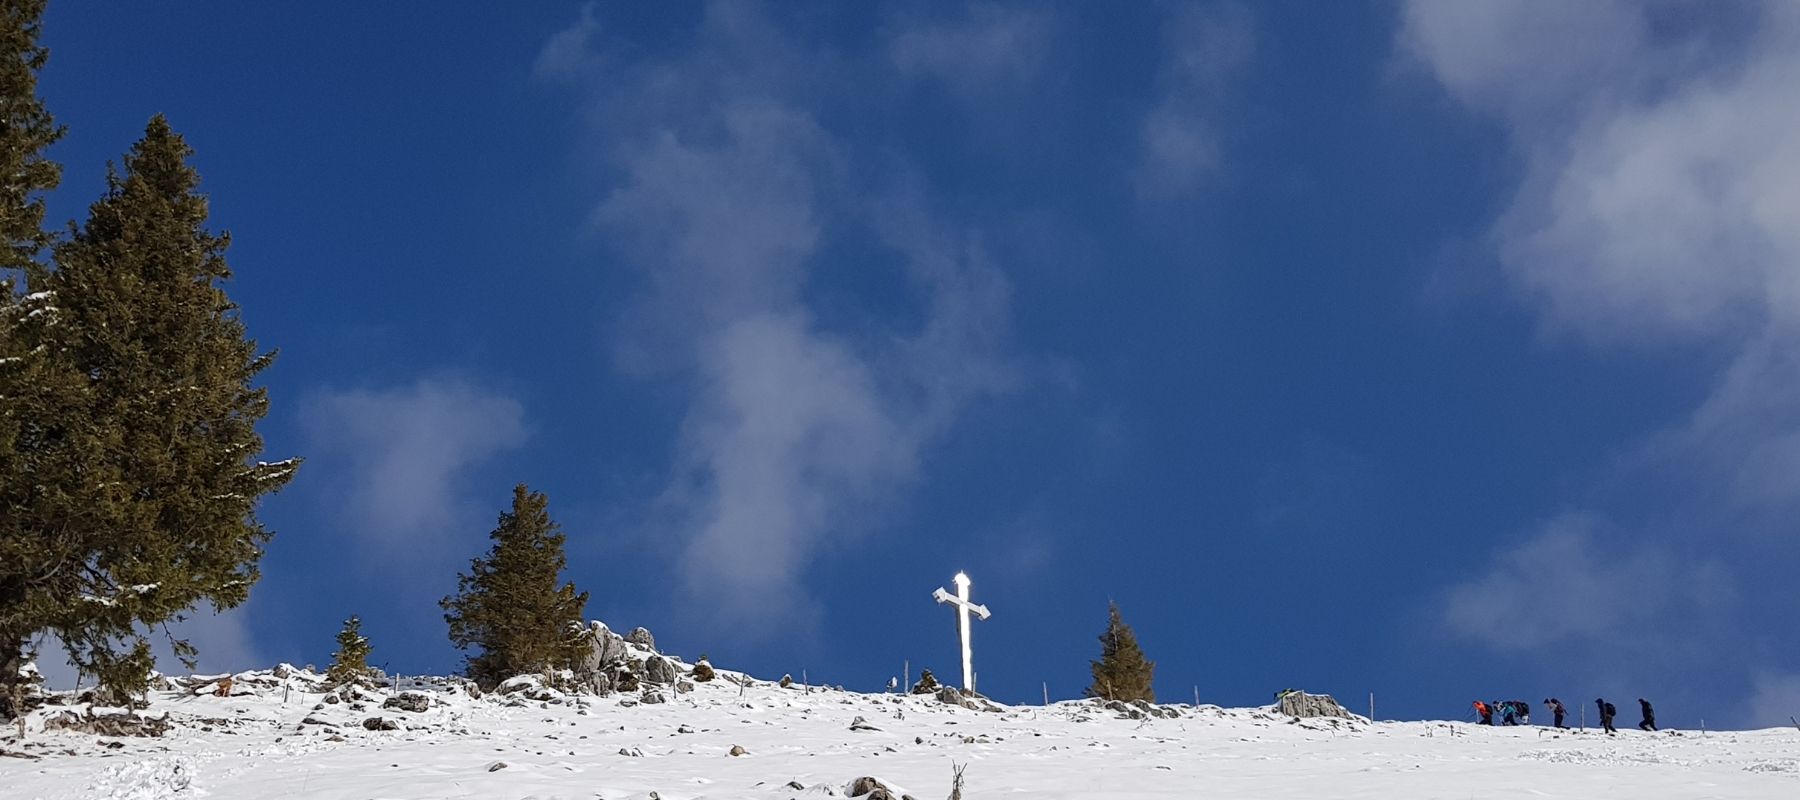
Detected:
[{"left": 1471, "top": 697, "right": 1657, "bottom": 734}]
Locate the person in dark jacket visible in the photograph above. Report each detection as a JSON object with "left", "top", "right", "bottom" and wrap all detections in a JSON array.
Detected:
[
  {"left": 1544, "top": 698, "right": 1566, "bottom": 728},
  {"left": 1473, "top": 700, "right": 1492, "bottom": 725},
  {"left": 1596, "top": 698, "right": 1617, "bottom": 733},
  {"left": 1638, "top": 698, "right": 1656, "bottom": 731}
]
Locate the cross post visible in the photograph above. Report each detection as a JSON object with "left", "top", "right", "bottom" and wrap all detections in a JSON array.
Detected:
[{"left": 932, "top": 571, "right": 991, "bottom": 693}]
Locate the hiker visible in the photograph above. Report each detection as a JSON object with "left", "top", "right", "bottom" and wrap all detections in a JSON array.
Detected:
[
  {"left": 1499, "top": 700, "right": 1516, "bottom": 725},
  {"left": 1473, "top": 700, "right": 1492, "bottom": 725},
  {"left": 1510, "top": 700, "right": 1530, "bottom": 725},
  {"left": 1596, "top": 698, "right": 1617, "bottom": 733},
  {"left": 1638, "top": 698, "right": 1656, "bottom": 731},
  {"left": 1544, "top": 698, "right": 1566, "bottom": 728}
]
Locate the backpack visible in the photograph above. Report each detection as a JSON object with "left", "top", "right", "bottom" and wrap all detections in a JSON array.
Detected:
[{"left": 1604, "top": 702, "right": 1616, "bottom": 716}]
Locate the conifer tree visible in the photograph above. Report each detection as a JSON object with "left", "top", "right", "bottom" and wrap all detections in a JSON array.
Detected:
[
  {"left": 442, "top": 484, "right": 589, "bottom": 688},
  {"left": 17, "top": 117, "right": 297, "bottom": 703},
  {"left": 326, "top": 615, "right": 373, "bottom": 686},
  {"left": 1085, "top": 601, "right": 1156, "bottom": 703},
  {"left": 0, "top": 0, "right": 74, "bottom": 720}
]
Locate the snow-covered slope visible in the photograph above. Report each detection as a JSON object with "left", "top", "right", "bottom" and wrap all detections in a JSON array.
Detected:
[{"left": 3, "top": 661, "right": 1796, "bottom": 799}]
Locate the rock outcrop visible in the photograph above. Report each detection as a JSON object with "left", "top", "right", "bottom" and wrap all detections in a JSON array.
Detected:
[{"left": 1276, "top": 690, "right": 1354, "bottom": 719}]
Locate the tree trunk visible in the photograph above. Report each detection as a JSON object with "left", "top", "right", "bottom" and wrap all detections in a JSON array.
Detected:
[{"left": 0, "top": 633, "right": 28, "bottom": 722}]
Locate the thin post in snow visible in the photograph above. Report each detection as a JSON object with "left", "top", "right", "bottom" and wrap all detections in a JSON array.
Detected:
[
  {"left": 1042, "top": 681, "right": 1049, "bottom": 706},
  {"left": 1700, "top": 718, "right": 1706, "bottom": 736},
  {"left": 1581, "top": 705, "right": 1586, "bottom": 732},
  {"left": 1369, "top": 692, "right": 1375, "bottom": 722},
  {"left": 803, "top": 669, "right": 809, "bottom": 694},
  {"left": 1193, "top": 686, "right": 1200, "bottom": 708},
  {"left": 904, "top": 660, "right": 909, "bottom": 693}
]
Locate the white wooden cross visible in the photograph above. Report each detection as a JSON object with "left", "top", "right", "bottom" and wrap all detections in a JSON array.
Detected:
[{"left": 932, "top": 571, "right": 991, "bottom": 693}]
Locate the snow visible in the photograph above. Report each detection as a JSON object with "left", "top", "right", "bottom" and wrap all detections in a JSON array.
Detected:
[{"left": 3, "top": 664, "right": 1796, "bottom": 799}]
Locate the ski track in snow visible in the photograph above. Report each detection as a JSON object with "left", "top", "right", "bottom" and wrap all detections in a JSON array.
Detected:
[{"left": 4, "top": 667, "right": 1797, "bottom": 799}]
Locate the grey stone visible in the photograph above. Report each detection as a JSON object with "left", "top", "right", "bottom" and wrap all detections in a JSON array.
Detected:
[
  {"left": 644, "top": 656, "right": 678, "bottom": 685},
  {"left": 382, "top": 692, "right": 431, "bottom": 713},
  {"left": 41, "top": 710, "right": 170, "bottom": 737},
  {"left": 641, "top": 689, "right": 666, "bottom": 705},
  {"left": 1276, "top": 690, "right": 1354, "bottom": 719},
  {"left": 361, "top": 717, "right": 400, "bottom": 731},
  {"left": 849, "top": 776, "right": 899, "bottom": 799},
  {"left": 486, "top": 761, "right": 508, "bottom": 772},
  {"left": 728, "top": 744, "right": 747, "bottom": 756}
]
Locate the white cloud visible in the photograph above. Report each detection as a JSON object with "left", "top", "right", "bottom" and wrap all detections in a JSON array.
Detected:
[
  {"left": 1401, "top": 1, "right": 1800, "bottom": 349},
  {"left": 1442, "top": 514, "right": 1728, "bottom": 647},
  {"left": 888, "top": 3, "right": 1053, "bottom": 97},
  {"left": 541, "top": 2, "right": 1014, "bottom": 634},
  {"left": 300, "top": 378, "right": 526, "bottom": 548},
  {"left": 1136, "top": 3, "right": 1254, "bottom": 197}
]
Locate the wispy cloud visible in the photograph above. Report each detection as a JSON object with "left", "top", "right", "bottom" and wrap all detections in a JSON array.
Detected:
[
  {"left": 888, "top": 3, "right": 1054, "bottom": 98},
  {"left": 540, "top": 2, "right": 1015, "bottom": 636},
  {"left": 1442, "top": 514, "right": 1730, "bottom": 648},
  {"left": 1401, "top": 0, "right": 1800, "bottom": 715},
  {"left": 300, "top": 377, "right": 526, "bottom": 550},
  {"left": 1136, "top": 3, "right": 1254, "bottom": 198}
]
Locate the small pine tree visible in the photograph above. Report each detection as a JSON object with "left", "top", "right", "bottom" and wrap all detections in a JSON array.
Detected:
[
  {"left": 326, "top": 615, "right": 373, "bottom": 686},
  {"left": 1085, "top": 601, "right": 1155, "bottom": 703},
  {"left": 441, "top": 484, "right": 589, "bottom": 688}
]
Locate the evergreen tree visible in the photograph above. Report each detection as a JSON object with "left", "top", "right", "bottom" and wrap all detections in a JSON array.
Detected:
[
  {"left": 0, "top": 0, "right": 74, "bottom": 720},
  {"left": 442, "top": 484, "right": 589, "bottom": 688},
  {"left": 1084, "top": 601, "right": 1155, "bottom": 702},
  {"left": 326, "top": 615, "right": 373, "bottom": 686},
  {"left": 15, "top": 117, "right": 297, "bottom": 703}
]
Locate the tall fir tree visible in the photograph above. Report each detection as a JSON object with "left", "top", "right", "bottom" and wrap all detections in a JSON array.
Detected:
[
  {"left": 443, "top": 484, "right": 589, "bottom": 688},
  {"left": 326, "top": 615, "right": 373, "bottom": 687},
  {"left": 11, "top": 116, "right": 298, "bottom": 703},
  {"left": 1085, "top": 601, "right": 1156, "bottom": 703},
  {"left": 0, "top": 0, "right": 74, "bottom": 720}
]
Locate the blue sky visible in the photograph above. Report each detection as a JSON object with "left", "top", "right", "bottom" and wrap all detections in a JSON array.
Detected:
[{"left": 32, "top": 1, "right": 1800, "bottom": 728}]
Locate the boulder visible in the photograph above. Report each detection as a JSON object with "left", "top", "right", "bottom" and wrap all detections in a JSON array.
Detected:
[
  {"left": 1276, "top": 690, "right": 1353, "bottom": 719},
  {"left": 382, "top": 692, "right": 431, "bottom": 713},
  {"left": 641, "top": 689, "right": 667, "bottom": 704},
  {"left": 691, "top": 660, "right": 716, "bottom": 682},
  {"left": 361, "top": 716, "right": 400, "bottom": 731},
  {"left": 728, "top": 744, "right": 747, "bottom": 756},
  {"left": 644, "top": 656, "right": 678, "bottom": 685},
  {"left": 848, "top": 776, "right": 914, "bottom": 800}
]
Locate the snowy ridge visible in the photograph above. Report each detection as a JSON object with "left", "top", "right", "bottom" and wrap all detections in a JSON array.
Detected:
[{"left": 2, "top": 634, "right": 1797, "bottom": 799}]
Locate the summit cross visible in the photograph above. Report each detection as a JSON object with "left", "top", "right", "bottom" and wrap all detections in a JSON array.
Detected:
[{"left": 931, "top": 571, "right": 991, "bottom": 693}]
